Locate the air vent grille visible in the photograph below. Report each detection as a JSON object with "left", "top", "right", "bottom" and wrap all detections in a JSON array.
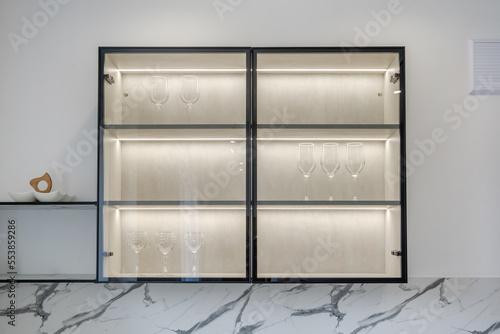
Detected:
[{"left": 469, "top": 40, "right": 500, "bottom": 94}]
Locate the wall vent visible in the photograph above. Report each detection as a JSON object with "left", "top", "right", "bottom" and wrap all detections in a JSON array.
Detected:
[{"left": 469, "top": 40, "right": 500, "bottom": 95}]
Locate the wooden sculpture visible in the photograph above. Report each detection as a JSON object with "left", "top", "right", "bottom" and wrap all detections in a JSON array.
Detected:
[{"left": 30, "top": 172, "right": 52, "bottom": 193}]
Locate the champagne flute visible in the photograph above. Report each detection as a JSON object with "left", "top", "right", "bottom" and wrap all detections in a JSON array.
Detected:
[
  {"left": 184, "top": 231, "right": 204, "bottom": 276},
  {"left": 155, "top": 231, "right": 176, "bottom": 274},
  {"left": 297, "top": 143, "right": 316, "bottom": 200},
  {"left": 127, "top": 231, "right": 148, "bottom": 275},
  {"left": 180, "top": 75, "right": 200, "bottom": 111},
  {"left": 345, "top": 143, "right": 365, "bottom": 200},
  {"left": 149, "top": 76, "right": 169, "bottom": 123},
  {"left": 321, "top": 143, "right": 341, "bottom": 201},
  {"left": 180, "top": 76, "right": 200, "bottom": 123}
]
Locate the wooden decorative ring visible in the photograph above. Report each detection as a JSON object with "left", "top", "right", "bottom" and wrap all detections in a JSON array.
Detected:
[{"left": 30, "top": 172, "right": 52, "bottom": 193}]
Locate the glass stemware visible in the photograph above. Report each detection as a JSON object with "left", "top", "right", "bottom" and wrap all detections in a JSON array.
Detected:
[
  {"left": 127, "top": 231, "right": 148, "bottom": 274},
  {"left": 155, "top": 231, "right": 176, "bottom": 274},
  {"left": 184, "top": 231, "right": 204, "bottom": 276},
  {"left": 321, "top": 143, "right": 341, "bottom": 201},
  {"left": 180, "top": 75, "right": 200, "bottom": 116},
  {"left": 345, "top": 143, "right": 365, "bottom": 200},
  {"left": 297, "top": 143, "right": 316, "bottom": 200},
  {"left": 149, "top": 76, "right": 169, "bottom": 123}
]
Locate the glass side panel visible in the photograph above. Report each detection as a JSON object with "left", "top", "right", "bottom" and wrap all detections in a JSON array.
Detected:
[
  {"left": 102, "top": 206, "right": 247, "bottom": 279},
  {"left": 256, "top": 206, "right": 401, "bottom": 278},
  {"left": 256, "top": 52, "right": 401, "bottom": 125},
  {"left": 103, "top": 52, "right": 247, "bottom": 125},
  {"left": 0, "top": 209, "right": 96, "bottom": 280}
]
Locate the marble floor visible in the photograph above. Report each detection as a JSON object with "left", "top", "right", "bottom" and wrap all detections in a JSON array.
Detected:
[{"left": 1, "top": 278, "right": 499, "bottom": 334}]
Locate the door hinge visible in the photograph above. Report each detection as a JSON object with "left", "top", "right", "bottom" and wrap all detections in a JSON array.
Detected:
[{"left": 391, "top": 250, "right": 402, "bottom": 257}]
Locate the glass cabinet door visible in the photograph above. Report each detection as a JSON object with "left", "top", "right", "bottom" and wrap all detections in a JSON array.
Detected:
[
  {"left": 98, "top": 48, "right": 250, "bottom": 282},
  {"left": 252, "top": 48, "right": 406, "bottom": 282}
]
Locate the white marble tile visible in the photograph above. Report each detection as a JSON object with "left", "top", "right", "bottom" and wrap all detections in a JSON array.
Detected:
[{"left": 1, "top": 278, "right": 499, "bottom": 334}]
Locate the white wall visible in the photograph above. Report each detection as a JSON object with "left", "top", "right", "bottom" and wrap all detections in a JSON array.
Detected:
[{"left": 0, "top": 0, "right": 499, "bottom": 278}]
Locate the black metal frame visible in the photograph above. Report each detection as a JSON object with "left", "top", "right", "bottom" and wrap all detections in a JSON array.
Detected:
[
  {"left": 97, "top": 47, "right": 252, "bottom": 283},
  {"left": 251, "top": 47, "right": 407, "bottom": 283},
  {"left": 96, "top": 46, "right": 407, "bottom": 284}
]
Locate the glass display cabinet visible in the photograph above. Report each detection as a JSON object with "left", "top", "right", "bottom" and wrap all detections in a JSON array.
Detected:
[
  {"left": 252, "top": 47, "right": 406, "bottom": 282},
  {"left": 98, "top": 46, "right": 406, "bottom": 283},
  {"left": 98, "top": 47, "right": 251, "bottom": 282}
]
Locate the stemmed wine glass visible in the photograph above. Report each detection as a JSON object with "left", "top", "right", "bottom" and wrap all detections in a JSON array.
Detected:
[
  {"left": 345, "top": 143, "right": 365, "bottom": 200},
  {"left": 184, "top": 231, "right": 204, "bottom": 276},
  {"left": 180, "top": 76, "right": 200, "bottom": 121},
  {"left": 297, "top": 143, "right": 316, "bottom": 200},
  {"left": 149, "top": 76, "right": 169, "bottom": 123},
  {"left": 127, "top": 231, "right": 148, "bottom": 275},
  {"left": 155, "top": 231, "right": 176, "bottom": 274},
  {"left": 321, "top": 143, "right": 341, "bottom": 201}
]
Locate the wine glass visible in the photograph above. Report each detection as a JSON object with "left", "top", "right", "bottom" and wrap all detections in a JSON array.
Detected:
[
  {"left": 180, "top": 75, "right": 200, "bottom": 115},
  {"left": 149, "top": 76, "right": 169, "bottom": 123},
  {"left": 155, "top": 231, "right": 176, "bottom": 274},
  {"left": 321, "top": 143, "right": 341, "bottom": 201},
  {"left": 184, "top": 231, "right": 204, "bottom": 276},
  {"left": 297, "top": 143, "right": 316, "bottom": 200},
  {"left": 345, "top": 143, "right": 365, "bottom": 200},
  {"left": 127, "top": 231, "right": 148, "bottom": 274}
]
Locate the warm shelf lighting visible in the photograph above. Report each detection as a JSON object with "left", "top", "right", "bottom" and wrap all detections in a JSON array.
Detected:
[
  {"left": 119, "top": 69, "right": 246, "bottom": 73},
  {"left": 117, "top": 137, "right": 246, "bottom": 142},
  {"left": 257, "top": 68, "right": 388, "bottom": 73},
  {"left": 115, "top": 206, "right": 245, "bottom": 211},
  {"left": 258, "top": 206, "right": 392, "bottom": 211},
  {"left": 115, "top": 137, "right": 392, "bottom": 142},
  {"left": 257, "top": 137, "right": 391, "bottom": 141}
]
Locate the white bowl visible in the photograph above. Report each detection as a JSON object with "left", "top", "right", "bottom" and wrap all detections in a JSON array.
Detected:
[
  {"left": 61, "top": 194, "right": 74, "bottom": 202},
  {"left": 7, "top": 190, "right": 36, "bottom": 202},
  {"left": 34, "top": 191, "right": 65, "bottom": 202}
]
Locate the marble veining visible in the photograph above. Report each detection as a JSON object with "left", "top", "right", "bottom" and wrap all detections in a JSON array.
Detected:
[{"left": 1, "top": 278, "right": 499, "bottom": 334}]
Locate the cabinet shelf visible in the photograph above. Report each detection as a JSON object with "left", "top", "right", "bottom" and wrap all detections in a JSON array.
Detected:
[
  {"left": 257, "top": 124, "right": 399, "bottom": 129},
  {"left": 256, "top": 200, "right": 400, "bottom": 208},
  {"left": 104, "top": 127, "right": 247, "bottom": 141},
  {"left": 256, "top": 127, "right": 400, "bottom": 141},
  {"left": 0, "top": 202, "right": 97, "bottom": 209},
  {"left": 104, "top": 200, "right": 247, "bottom": 207},
  {"left": 104, "top": 124, "right": 246, "bottom": 129},
  {"left": 0, "top": 274, "right": 95, "bottom": 282}
]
